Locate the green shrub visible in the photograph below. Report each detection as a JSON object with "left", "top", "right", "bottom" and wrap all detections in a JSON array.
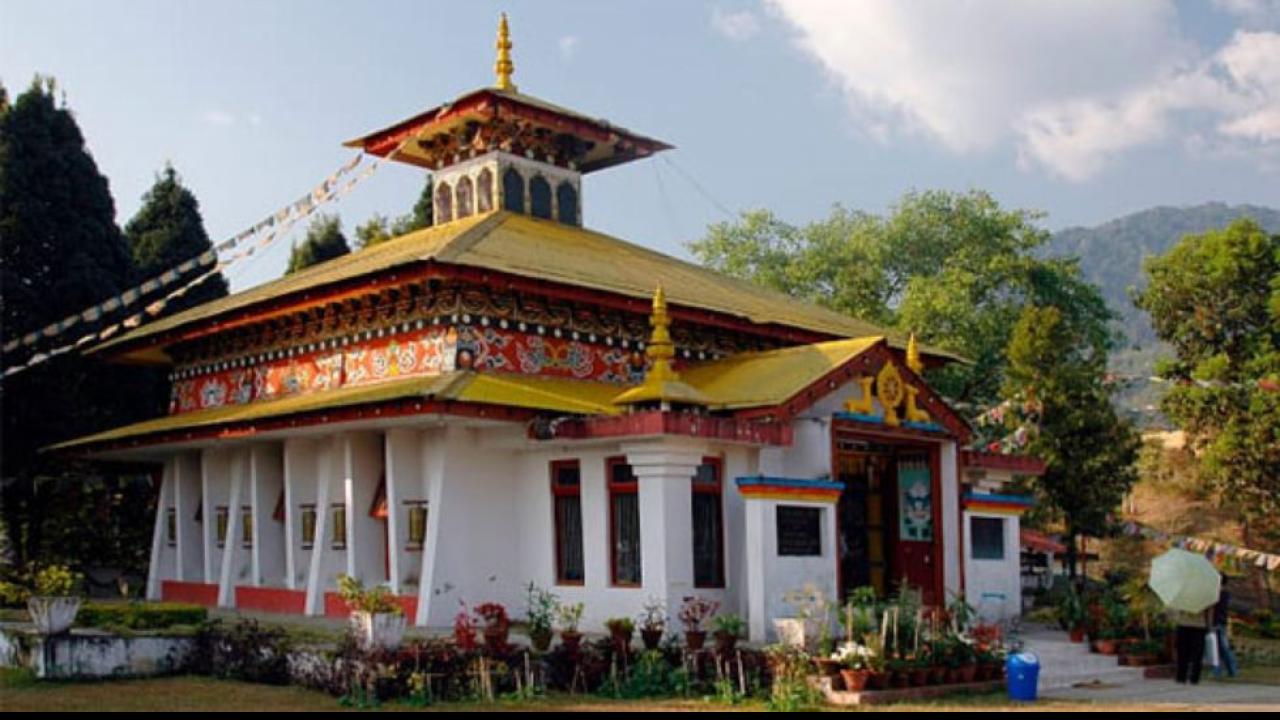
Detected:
[{"left": 76, "top": 601, "right": 207, "bottom": 630}]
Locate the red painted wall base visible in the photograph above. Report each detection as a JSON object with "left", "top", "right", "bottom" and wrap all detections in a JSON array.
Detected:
[
  {"left": 235, "top": 586, "right": 306, "bottom": 615},
  {"left": 161, "top": 580, "right": 219, "bottom": 607}
]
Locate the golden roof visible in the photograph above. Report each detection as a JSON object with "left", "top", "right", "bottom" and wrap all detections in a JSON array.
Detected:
[
  {"left": 681, "top": 336, "right": 882, "bottom": 410},
  {"left": 93, "top": 212, "right": 946, "bottom": 362},
  {"left": 51, "top": 370, "right": 624, "bottom": 451}
]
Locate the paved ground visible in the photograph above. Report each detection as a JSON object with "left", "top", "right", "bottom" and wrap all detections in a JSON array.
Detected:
[{"left": 1043, "top": 677, "right": 1280, "bottom": 709}]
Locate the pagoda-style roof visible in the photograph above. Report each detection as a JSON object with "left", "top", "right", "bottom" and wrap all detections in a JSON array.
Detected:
[
  {"left": 343, "top": 87, "right": 672, "bottom": 173},
  {"left": 93, "top": 212, "right": 955, "bottom": 364}
]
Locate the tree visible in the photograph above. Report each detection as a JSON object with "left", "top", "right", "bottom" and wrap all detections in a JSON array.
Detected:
[
  {"left": 356, "top": 175, "right": 434, "bottom": 249},
  {"left": 0, "top": 77, "right": 155, "bottom": 578},
  {"left": 689, "top": 190, "right": 1114, "bottom": 406},
  {"left": 1004, "top": 306, "right": 1141, "bottom": 578},
  {"left": 124, "top": 164, "right": 230, "bottom": 418},
  {"left": 125, "top": 164, "right": 228, "bottom": 313},
  {"left": 1134, "top": 218, "right": 1280, "bottom": 522},
  {"left": 286, "top": 214, "right": 350, "bottom": 274}
]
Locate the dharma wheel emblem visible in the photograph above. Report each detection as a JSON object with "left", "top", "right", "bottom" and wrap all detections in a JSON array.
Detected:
[{"left": 876, "top": 362, "right": 905, "bottom": 426}]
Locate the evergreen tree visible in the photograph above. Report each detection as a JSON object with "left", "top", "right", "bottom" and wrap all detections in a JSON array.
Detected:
[
  {"left": 0, "top": 78, "right": 154, "bottom": 576},
  {"left": 1003, "top": 305, "right": 1141, "bottom": 578},
  {"left": 286, "top": 213, "right": 350, "bottom": 273},
  {"left": 125, "top": 164, "right": 228, "bottom": 314}
]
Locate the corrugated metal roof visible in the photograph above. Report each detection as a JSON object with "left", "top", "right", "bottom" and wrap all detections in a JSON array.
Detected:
[{"left": 95, "top": 211, "right": 934, "bottom": 360}]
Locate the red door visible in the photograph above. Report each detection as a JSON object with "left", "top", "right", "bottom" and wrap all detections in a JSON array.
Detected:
[{"left": 892, "top": 452, "right": 940, "bottom": 605}]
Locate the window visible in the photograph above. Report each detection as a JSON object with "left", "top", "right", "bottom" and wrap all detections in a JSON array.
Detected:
[
  {"left": 405, "top": 502, "right": 428, "bottom": 551},
  {"left": 502, "top": 167, "right": 524, "bottom": 213},
  {"left": 608, "top": 456, "right": 641, "bottom": 585},
  {"left": 331, "top": 503, "right": 347, "bottom": 551},
  {"left": 551, "top": 460, "right": 585, "bottom": 584},
  {"left": 556, "top": 182, "right": 579, "bottom": 226},
  {"left": 299, "top": 504, "right": 316, "bottom": 550},
  {"left": 456, "top": 176, "right": 474, "bottom": 218},
  {"left": 435, "top": 182, "right": 453, "bottom": 223},
  {"left": 776, "top": 506, "right": 822, "bottom": 556},
  {"left": 971, "top": 516, "right": 1005, "bottom": 560},
  {"left": 477, "top": 168, "right": 494, "bottom": 213},
  {"left": 241, "top": 506, "right": 253, "bottom": 548},
  {"left": 215, "top": 506, "right": 229, "bottom": 549},
  {"left": 530, "top": 175, "right": 552, "bottom": 219},
  {"left": 692, "top": 457, "right": 724, "bottom": 588},
  {"left": 166, "top": 508, "right": 177, "bottom": 547}
]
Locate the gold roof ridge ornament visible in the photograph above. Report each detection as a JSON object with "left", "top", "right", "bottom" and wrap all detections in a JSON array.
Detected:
[
  {"left": 906, "top": 332, "right": 924, "bottom": 375},
  {"left": 495, "top": 13, "right": 516, "bottom": 92},
  {"left": 613, "top": 285, "right": 710, "bottom": 411}
]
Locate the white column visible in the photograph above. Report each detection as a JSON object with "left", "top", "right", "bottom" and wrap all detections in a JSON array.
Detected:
[
  {"left": 304, "top": 443, "right": 335, "bottom": 617},
  {"left": 344, "top": 432, "right": 384, "bottom": 584},
  {"left": 174, "top": 453, "right": 203, "bottom": 583},
  {"left": 416, "top": 425, "right": 459, "bottom": 626},
  {"left": 217, "top": 449, "right": 248, "bottom": 608},
  {"left": 145, "top": 461, "right": 174, "bottom": 600},
  {"left": 743, "top": 498, "right": 769, "bottom": 643},
  {"left": 940, "top": 441, "right": 961, "bottom": 598},
  {"left": 385, "top": 429, "right": 422, "bottom": 594},
  {"left": 623, "top": 440, "right": 704, "bottom": 619},
  {"left": 250, "top": 444, "right": 285, "bottom": 587}
]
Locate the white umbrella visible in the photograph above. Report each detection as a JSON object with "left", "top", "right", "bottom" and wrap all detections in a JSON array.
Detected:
[{"left": 1148, "top": 548, "right": 1220, "bottom": 613}]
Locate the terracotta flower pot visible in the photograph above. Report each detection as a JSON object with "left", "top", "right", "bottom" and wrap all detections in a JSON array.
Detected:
[
  {"left": 1069, "top": 627, "right": 1086, "bottom": 643},
  {"left": 840, "top": 668, "right": 871, "bottom": 691},
  {"left": 867, "top": 671, "right": 889, "bottom": 690},
  {"left": 1095, "top": 639, "right": 1119, "bottom": 656},
  {"left": 714, "top": 630, "right": 739, "bottom": 655},
  {"left": 890, "top": 670, "right": 910, "bottom": 688},
  {"left": 910, "top": 668, "right": 929, "bottom": 686},
  {"left": 529, "top": 627, "right": 553, "bottom": 653},
  {"left": 560, "top": 629, "right": 583, "bottom": 654},
  {"left": 684, "top": 630, "right": 707, "bottom": 650},
  {"left": 959, "top": 664, "right": 978, "bottom": 683},
  {"left": 640, "top": 628, "right": 664, "bottom": 650},
  {"left": 930, "top": 665, "right": 948, "bottom": 685}
]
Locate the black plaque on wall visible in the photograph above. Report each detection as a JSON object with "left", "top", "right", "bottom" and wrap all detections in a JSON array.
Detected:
[{"left": 776, "top": 506, "right": 822, "bottom": 556}]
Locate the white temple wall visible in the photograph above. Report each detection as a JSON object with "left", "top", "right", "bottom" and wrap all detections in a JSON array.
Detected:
[
  {"left": 173, "top": 453, "right": 203, "bottom": 583},
  {"left": 199, "top": 449, "right": 232, "bottom": 585},
  {"left": 283, "top": 438, "right": 318, "bottom": 591},
  {"left": 249, "top": 444, "right": 286, "bottom": 588}
]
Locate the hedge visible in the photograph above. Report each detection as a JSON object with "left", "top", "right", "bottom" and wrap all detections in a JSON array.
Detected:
[{"left": 76, "top": 601, "right": 207, "bottom": 630}]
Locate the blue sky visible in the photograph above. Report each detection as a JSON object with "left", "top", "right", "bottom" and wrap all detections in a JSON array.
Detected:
[{"left": 3, "top": 0, "right": 1279, "bottom": 290}]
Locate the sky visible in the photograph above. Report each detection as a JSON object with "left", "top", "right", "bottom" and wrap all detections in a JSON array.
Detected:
[{"left": 3, "top": 0, "right": 1279, "bottom": 290}]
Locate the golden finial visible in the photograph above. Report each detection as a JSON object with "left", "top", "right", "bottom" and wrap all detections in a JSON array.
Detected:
[
  {"left": 495, "top": 13, "right": 516, "bottom": 92},
  {"left": 906, "top": 332, "right": 924, "bottom": 375},
  {"left": 613, "top": 285, "right": 709, "bottom": 408}
]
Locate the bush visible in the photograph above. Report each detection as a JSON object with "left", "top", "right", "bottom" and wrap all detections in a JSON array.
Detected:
[
  {"left": 187, "top": 619, "right": 292, "bottom": 684},
  {"left": 76, "top": 602, "right": 207, "bottom": 630}
]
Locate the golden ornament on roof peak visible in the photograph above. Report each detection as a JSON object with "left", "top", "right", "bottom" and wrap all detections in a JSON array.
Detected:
[{"left": 495, "top": 13, "right": 516, "bottom": 92}]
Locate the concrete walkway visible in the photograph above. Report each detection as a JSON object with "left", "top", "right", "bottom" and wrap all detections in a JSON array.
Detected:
[{"left": 1043, "top": 677, "right": 1280, "bottom": 708}]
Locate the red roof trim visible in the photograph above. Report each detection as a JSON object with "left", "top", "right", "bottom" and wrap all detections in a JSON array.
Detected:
[
  {"left": 960, "top": 450, "right": 1046, "bottom": 475},
  {"left": 547, "top": 410, "right": 791, "bottom": 446}
]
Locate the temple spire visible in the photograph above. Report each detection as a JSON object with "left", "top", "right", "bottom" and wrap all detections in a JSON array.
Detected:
[
  {"left": 613, "top": 285, "right": 709, "bottom": 410},
  {"left": 495, "top": 13, "right": 516, "bottom": 92}
]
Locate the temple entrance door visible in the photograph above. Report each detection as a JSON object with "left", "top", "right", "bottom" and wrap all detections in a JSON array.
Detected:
[
  {"left": 892, "top": 452, "right": 939, "bottom": 605},
  {"left": 835, "top": 442, "right": 893, "bottom": 602}
]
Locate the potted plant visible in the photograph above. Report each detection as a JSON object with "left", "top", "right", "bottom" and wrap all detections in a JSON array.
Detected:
[
  {"left": 836, "top": 642, "right": 873, "bottom": 691},
  {"left": 885, "top": 656, "right": 911, "bottom": 688},
  {"left": 557, "top": 601, "right": 585, "bottom": 654},
  {"left": 474, "top": 601, "right": 510, "bottom": 654},
  {"left": 338, "top": 574, "right": 406, "bottom": 650},
  {"left": 863, "top": 634, "right": 889, "bottom": 690},
  {"left": 524, "top": 582, "right": 558, "bottom": 652},
  {"left": 712, "top": 613, "right": 745, "bottom": 654},
  {"left": 1058, "top": 586, "right": 1087, "bottom": 642},
  {"left": 679, "top": 595, "right": 719, "bottom": 650},
  {"left": 605, "top": 616, "right": 635, "bottom": 654},
  {"left": 637, "top": 597, "right": 666, "bottom": 650},
  {"left": 27, "top": 565, "right": 82, "bottom": 636}
]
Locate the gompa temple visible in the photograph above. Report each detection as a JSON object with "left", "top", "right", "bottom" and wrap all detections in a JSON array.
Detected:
[{"left": 59, "top": 15, "right": 1043, "bottom": 640}]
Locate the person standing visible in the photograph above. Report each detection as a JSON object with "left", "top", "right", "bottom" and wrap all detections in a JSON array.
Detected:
[
  {"left": 1211, "top": 578, "right": 1238, "bottom": 679},
  {"left": 1171, "top": 606, "right": 1210, "bottom": 685}
]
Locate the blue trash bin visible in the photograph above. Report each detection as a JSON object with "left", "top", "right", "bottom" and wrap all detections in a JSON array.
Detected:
[{"left": 1006, "top": 652, "right": 1040, "bottom": 702}]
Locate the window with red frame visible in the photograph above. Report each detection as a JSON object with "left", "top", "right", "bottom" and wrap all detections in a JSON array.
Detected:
[
  {"left": 551, "top": 460, "right": 585, "bottom": 584},
  {"left": 692, "top": 457, "right": 725, "bottom": 588},
  {"left": 607, "top": 456, "right": 641, "bottom": 586}
]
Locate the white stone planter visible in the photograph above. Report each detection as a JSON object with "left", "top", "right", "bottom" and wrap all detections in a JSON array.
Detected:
[
  {"left": 773, "top": 617, "right": 808, "bottom": 648},
  {"left": 27, "top": 596, "right": 81, "bottom": 636},
  {"left": 350, "top": 611, "right": 407, "bottom": 650}
]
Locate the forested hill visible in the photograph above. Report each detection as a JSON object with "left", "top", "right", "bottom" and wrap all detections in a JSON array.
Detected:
[{"left": 1048, "top": 202, "right": 1280, "bottom": 349}]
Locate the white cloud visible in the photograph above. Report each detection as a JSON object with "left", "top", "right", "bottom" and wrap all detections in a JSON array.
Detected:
[
  {"left": 712, "top": 7, "right": 762, "bottom": 42},
  {"left": 769, "top": 0, "right": 1280, "bottom": 180},
  {"left": 558, "top": 35, "right": 580, "bottom": 61}
]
